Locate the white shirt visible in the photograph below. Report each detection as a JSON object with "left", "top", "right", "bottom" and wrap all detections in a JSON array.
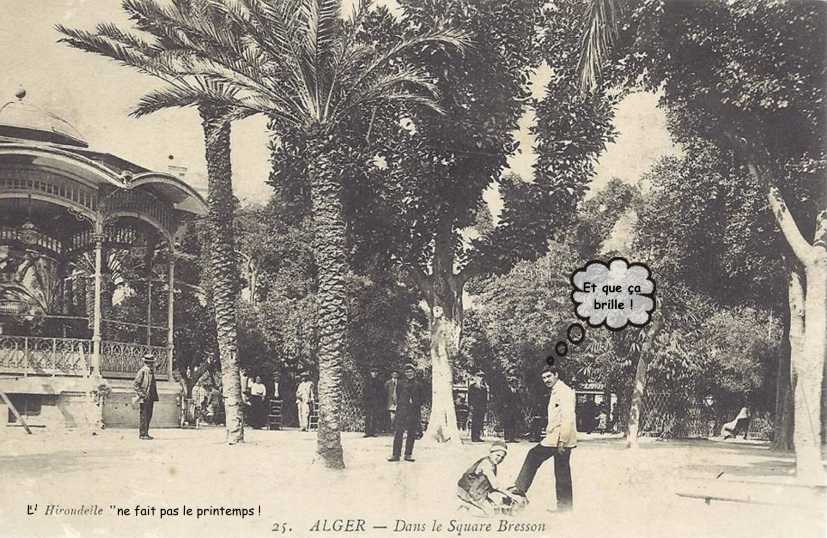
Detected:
[
  {"left": 249, "top": 382, "right": 266, "bottom": 398},
  {"left": 296, "top": 381, "right": 314, "bottom": 403}
]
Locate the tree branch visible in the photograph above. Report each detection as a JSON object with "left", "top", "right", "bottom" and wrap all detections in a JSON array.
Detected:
[
  {"left": 745, "top": 162, "right": 816, "bottom": 266},
  {"left": 722, "top": 130, "right": 816, "bottom": 266},
  {"left": 404, "top": 265, "right": 433, "bottom": 305}
]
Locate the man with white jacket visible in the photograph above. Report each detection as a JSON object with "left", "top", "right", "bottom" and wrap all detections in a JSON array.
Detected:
[{"left": 509, "top": 364, "right": 577, "bottom": 511}]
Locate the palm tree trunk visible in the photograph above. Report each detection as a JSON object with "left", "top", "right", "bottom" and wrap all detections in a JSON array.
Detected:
[
  {"left": 200, "top": 105, "right": 244, "bottom": 445},
  {"left": 307, "top": 133, "right": 347, "bottom": 469}
]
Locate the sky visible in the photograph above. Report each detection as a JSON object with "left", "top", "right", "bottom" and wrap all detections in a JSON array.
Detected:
[{"left": 0, "top": 1, "right": 677, "bottom": 208}]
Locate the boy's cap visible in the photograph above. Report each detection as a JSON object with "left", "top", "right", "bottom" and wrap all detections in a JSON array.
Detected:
[{"left": 489, "top": 441, "right": 507, "bottom": 455}]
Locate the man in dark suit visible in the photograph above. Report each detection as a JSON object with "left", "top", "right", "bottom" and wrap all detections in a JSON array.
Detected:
[
  {"left": 388, "top": 364, "right": 424, "bottom": 462},
  {"left": 133, "top": 354, "right": 159, "bottom": 440},
  {"left": 468, "top": 370, "right": 488, "bottom": 442},
  {"left": 364, "top": 366, "right": 385, "bottom": 437}
]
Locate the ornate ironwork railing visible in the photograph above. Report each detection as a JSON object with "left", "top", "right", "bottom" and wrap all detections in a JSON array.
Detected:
[
  {"left": 100, "top": 340, "right": 169, "bottom": 380},
  {"left": 0, "top": 336, "right": 168, "bottom": 380},
  {"left": 0, "top": 335, "right": 90, "bottom": 375}
]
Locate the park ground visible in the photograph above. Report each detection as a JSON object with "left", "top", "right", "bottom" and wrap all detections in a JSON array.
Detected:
[{"left": 0, "top": 427, "right": 824, "bottom": 538}]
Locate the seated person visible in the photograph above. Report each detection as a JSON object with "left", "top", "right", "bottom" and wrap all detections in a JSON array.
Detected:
[
  {"left": 721, "top": 406, "right": 750, "bottom": 440},
  {"left": 456, "top": 441, "right": 520, "bottom": 516}
]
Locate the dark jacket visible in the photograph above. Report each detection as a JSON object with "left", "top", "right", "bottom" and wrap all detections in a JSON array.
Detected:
[
  {"left": 364, "top": 376, "right": 385, "bottom": 407},
  {"left": 468, "top": 383, "right": 488, "bottom": 411},
  {"left": 133, "top": 365, "right": 158, "bottom": 403},
  {"left": 394, "top": 377, "right": 424, "bottom": 430}
]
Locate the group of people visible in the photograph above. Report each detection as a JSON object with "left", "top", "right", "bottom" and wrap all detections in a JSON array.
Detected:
[
  {"left": 362, "top": 364, "right": 426, "bottom": 461},
  {"left": 362, "top": 366, "right": 421, "bottom": 438},
  {"left": 457, "top": 364, "right": 577, "bottom": 515},
  {"left": 133, "top": 355, "right": 576, "bottom": 514},
  {"left": 242, "top": 371, "right": 317, "bottom": 432}
]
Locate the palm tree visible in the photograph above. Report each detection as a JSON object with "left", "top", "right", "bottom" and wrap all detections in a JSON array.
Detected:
[
  {"left": 99, "top": 0, "right": 469, "bottom": 468},
  {"left": 576, "top": 0, "right": 624, "bottom": 93},
  {"left": 57, "top": 0, "right": 247, "bottom": 444}
]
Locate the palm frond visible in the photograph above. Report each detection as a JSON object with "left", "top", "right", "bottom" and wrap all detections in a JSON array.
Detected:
[
  {"left": 56, "top": 25, "right": 167, "bottom": 77},
  {"left": 342, "top": 28, "right": 471, "bottom": 106},
  {"left": 131, "top": 77, "right": 237, "bottom": 117},
  {"left": 576, "top": 0, "right": 621, "bottom": 94},
  {"left": 336, "top": 66, "right": 440, "bottom": 119}
]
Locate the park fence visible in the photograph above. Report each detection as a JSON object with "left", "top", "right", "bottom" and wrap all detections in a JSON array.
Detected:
[{"left": 616, "top": 392, "right": 772, "bottom": 440}]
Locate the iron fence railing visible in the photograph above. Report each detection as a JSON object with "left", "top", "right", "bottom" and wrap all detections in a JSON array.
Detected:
[
  {"left": 0, "top": 335, "right": 168, "bottom": 380},
  {"left": 0, "top": 335, "right": 90, "bottom": 375}
]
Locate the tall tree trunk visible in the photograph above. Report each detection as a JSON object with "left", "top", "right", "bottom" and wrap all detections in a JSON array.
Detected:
[
  {"left": 626, "top": 317, "right": 663, "bottom": 449},
  {"left": 796, "top": 256, "right": 826, "bottom": 484},
  {"left": 418, "top": 220, "right": 464, "bottom": 445},
  {"left": 200, "top": 105, "right": 244, "bottom": 445},
  {"left": 307, "top": 133, "right": 347, "bottom": 469},
  {"left": 748, "top": 162, "right": 825, "bottom": 482},
  {"left": 625, "top": 355, "right": 648, "bottom": 449},
  {"left": 425, "top": 298, "right": 463, "bottom": 444},
  {"left": 773, "top": 280, "right": 794, "bottom": 451}
]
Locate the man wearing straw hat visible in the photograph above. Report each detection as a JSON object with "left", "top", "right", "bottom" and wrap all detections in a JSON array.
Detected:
[{"left": 133, "top": 353, "right": 159, "bottom": 440}]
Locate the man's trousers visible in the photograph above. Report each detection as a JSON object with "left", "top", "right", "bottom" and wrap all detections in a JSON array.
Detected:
[
  {"left": 514, "top": 444, "right": 573, "bottom": 510},
  {"left": 139, "top": 400, "right": 154, "bottom": 437}
]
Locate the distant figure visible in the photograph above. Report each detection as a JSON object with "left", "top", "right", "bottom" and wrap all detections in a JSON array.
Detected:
[
  {"left": 388, "top": 364, "right": 424, "bottom": 462},
  {"left": 272, "top": 373, "right": 281, "bottom": 400},
  {"left": 455, "top": 393, "right": 470, "bottom": 431},
  {"left": 248, "top": 375, "right": 267, "bottom": 429},
  {"left": 722, "top": 406, "right": 751, "bottom": 440},
  {"left": 364, "top": 367, "right": 385, "bottom": 437},
  {"left": 509, "top": 364, "right": 577, "bottom": 512},
  {"left": 132, "top": 354, "right": 159, "bottom": 440},
  {"left": 296, "top": 374, "right": 315, "bottom": 431},
  {"left": 207, "top": 385, "right": 223, "bottom": 425},
  {"left": 502, "top": 377, "right": 522, "bottom": 443},
  {"left": 468, "top": 371, "right": 489, "bottom": 442},
  {"left": 596, "top": 406, "right": 609, "bottom": 434},
  {"left": 457, "top": 441, "right": 519, "bottom": 516},
  {"left": 384, "top": 369, "right": 399, "bottom": 431}
]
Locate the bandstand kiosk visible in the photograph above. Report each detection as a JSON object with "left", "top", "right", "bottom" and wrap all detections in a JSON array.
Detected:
[{"left": 0, "top": 90, "right": 206, "bottom": 429}]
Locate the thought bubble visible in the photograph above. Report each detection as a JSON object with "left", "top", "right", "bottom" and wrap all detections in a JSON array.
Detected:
[{"left": 570, "top": 258, "right": 656, "bottom": 330}]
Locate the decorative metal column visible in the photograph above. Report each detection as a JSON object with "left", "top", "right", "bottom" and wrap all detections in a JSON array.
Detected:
[
  {"left": 167, "top": 257, "right": 175, "bottom": 380},
  {"left": 91, "top": 226, "right": 104, "bottom": 374},
  {"left": 146, "top": 280, "right": 153, "bottom": 346}
]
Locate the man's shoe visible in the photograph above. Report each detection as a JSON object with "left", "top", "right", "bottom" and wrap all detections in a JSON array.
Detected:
[
  {"left": 387, "top": 456, "right": 401, "bottom": 462},
  {"left": 144, "top": 435, "right": 154, "bottom": 440},
  {"left": 404, "top": 456, "right": 415, "bottom": 462}
]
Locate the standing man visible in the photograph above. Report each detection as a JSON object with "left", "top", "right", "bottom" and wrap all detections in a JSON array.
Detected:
[
  {"left": 502, "top": 376, "right": 523, "bottom": 443},
  {"left": 509, "top": 364, "right": 577, "bottom": 512},
  {"left": 296, "top": 373, "right": 315, "bottom": 432},
  {"left": 248, "top": 375, "right": 267, "bottom": 429},
  {"left": 388, "top": 364, "right": 423, "bottom": 462},
  {"left": 468, "top": 370, "right": 489, "bottom": 442},
  {"left": 133, "top": 353, "right": 159, "bottom": 440},
  {"left": 384, "top": 369, "right": 399, "bottom": 431},
  {"left": 364, "top": 367, "right": 385, "bottom": 437}
]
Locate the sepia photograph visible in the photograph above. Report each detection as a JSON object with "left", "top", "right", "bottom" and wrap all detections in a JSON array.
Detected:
[{"left": 0, "top": 0, "right": 824, "bottom": 537}]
